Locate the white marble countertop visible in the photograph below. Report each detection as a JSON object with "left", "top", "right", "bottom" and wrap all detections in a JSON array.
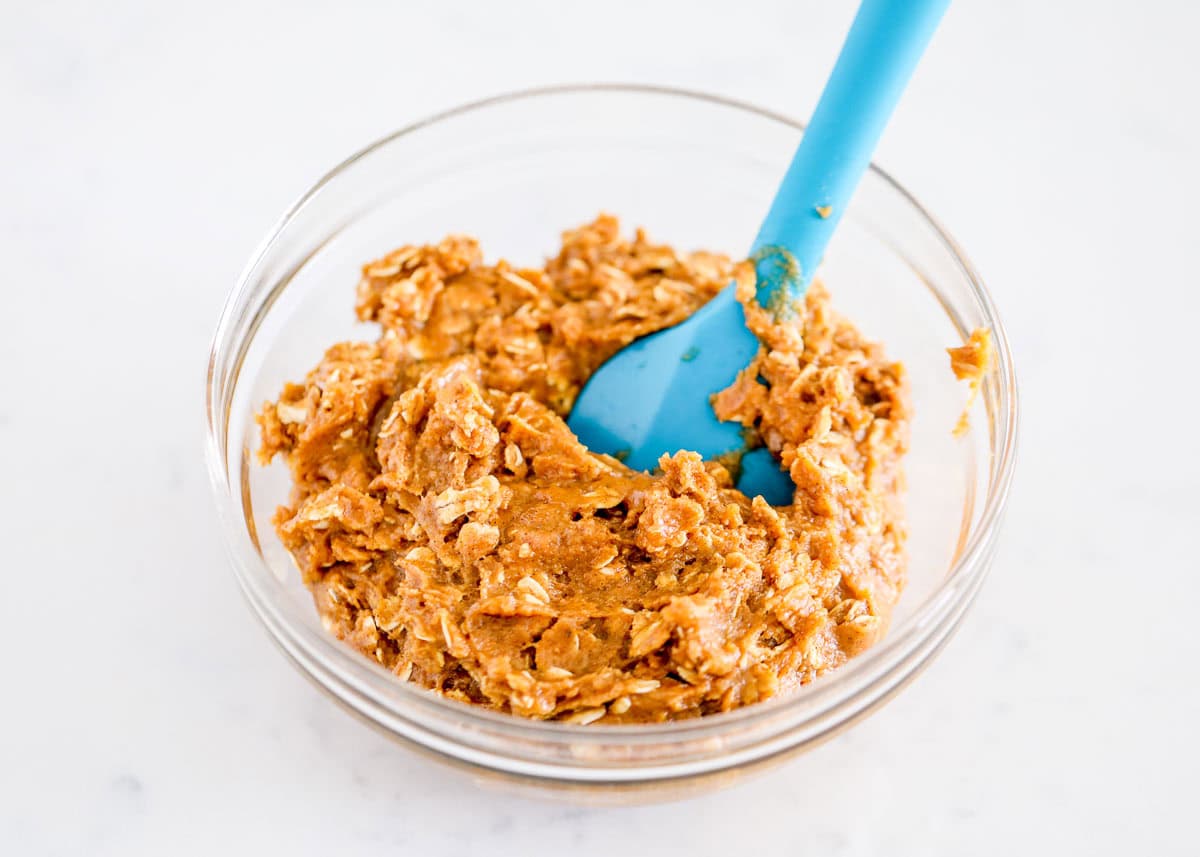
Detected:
[{"left": 3, "top": 1, "right": 1197, "bottom": 853}]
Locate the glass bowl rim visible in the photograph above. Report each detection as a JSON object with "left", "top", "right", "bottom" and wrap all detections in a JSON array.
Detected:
[{"left": 205, "top": 83, "right": 1019, "bottom": 745}]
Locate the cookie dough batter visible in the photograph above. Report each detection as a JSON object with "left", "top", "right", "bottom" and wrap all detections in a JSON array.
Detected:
[
  {"left": 258, "top": 216, "right": 910, "bottom": 722},
  {"left": 947, "top": 327, "right": 995, "bottom": 436}
]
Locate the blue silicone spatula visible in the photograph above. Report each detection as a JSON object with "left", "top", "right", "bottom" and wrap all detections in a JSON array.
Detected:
[{"left": 568, "top": 0, "right": 950, "bottom": 504}]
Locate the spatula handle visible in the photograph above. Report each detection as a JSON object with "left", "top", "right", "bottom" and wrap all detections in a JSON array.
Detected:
[{"left": 752, "top": 0, "right": 951, "bottom": 312}]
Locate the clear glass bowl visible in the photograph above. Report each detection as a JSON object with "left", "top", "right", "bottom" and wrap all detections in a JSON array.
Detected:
[{"left": 206, "top": 85, "right": 1017, "bottom": 798}]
